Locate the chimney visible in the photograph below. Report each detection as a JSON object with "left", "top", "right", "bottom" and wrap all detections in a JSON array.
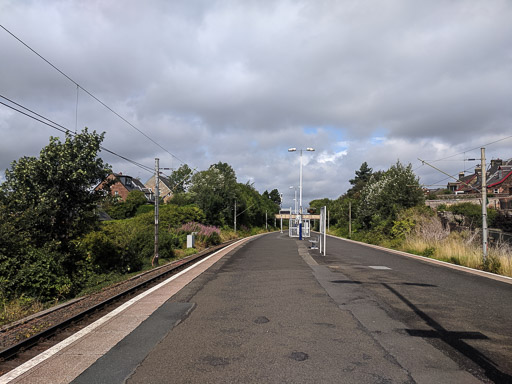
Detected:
[
  {"left": 458, "top": 172, "right": 464, "bottom": 180},
  {"left": 491, "top": 159, "right": 503, "bottom": 168},
  {"left": 475, "top": 166, "right": 481, "bottom": 184}
]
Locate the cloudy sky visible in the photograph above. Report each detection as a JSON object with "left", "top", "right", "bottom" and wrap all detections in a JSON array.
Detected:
[{"left": 1, "top": 0, "right": 511, "bottom": 209}]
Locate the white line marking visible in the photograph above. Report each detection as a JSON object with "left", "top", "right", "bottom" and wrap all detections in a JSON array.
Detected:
[
  {"left": 0, "top": 238, "right": 248, "bottom": 384},
  {"left": 369, "top": 266, "right": 392, "bottom": 270}
]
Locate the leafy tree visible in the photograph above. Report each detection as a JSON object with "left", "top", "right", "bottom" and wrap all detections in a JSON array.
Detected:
[
  {"left": 309, "top": 198, "right": 330, "bottom": 213},
  {"left": 358, "top": 161, "right": 424, "bottom": 229},
  {"left": 108, "top": 190, "right": 148, "bottom": 219},
  {"left": 267, "top": 189, "right": 282, "bottom": 207},
  {"left": 0, "top": 128, "right": 110, "bottom": 250},
  {"left": 189, "top": 162, "right": 237, "bottom": 226},
  {"left": 0, "top": 129, "right": 110, "bottom": 299},
  {"left": 236, "top": 182, "right": 262, "bottom": 227},
  {"left": 168, "top": 192, "right": 195, "bottom": 206},
  {"left": 168, "top": 164, "right": 193, "bottom": 194}
]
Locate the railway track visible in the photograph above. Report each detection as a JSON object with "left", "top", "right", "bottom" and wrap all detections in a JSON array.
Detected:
[{"left": 0, "top": 240, "right": 237, "bottom": 375}]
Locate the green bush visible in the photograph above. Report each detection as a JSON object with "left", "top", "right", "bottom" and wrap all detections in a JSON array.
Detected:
[
  {"left": 81, "top": 231, "right": 121, "bottom": 271},
  {"left": 135, "top": 204, "right": 154, "bottom": 216},
  {"left": 108, "top": 190, "right": 149, "bottom": 219},
  {"left": 2, "top": 243, "right": 73, "bottom": 301},
  {"left": 135, "top": 204, "right": 205, "bottom": 229},
  {"left": 446, "top": 203, "right": 497, "bottom": 229},
  {"left": 437, "top": 204, "right": 447, "bottom": 211}
]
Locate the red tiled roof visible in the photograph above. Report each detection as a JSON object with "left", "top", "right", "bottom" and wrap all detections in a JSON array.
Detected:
[
  {"left": 456, "top": 174, "right": 476, "bottom": 191},
  {"left": 488, "top": 170, "right": 512, "bottom": 188}
]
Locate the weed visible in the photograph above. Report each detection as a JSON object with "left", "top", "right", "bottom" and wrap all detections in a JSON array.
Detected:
[
  {"left": 482, "top": 255, "right": 502, "bottom": 274},
  {"left": 421, "top": 247, "right": 436, "bottom": 258},
  {"left": 0, "top": 296, "right": 45, "bottom": 327}
]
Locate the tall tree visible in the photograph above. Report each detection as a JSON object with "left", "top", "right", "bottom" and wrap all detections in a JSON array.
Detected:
[
  {"left": 347, "top": 162, "right": 374, "bottom": 197},
  {"left": 189, "top": 162, "right": 237, "bottom": 225},
  {"left": 358, "top": 161, "right": 424, "bottom": 228},
  {"left": 349, "top": 162, "right": 373, "bottom": 185},
  {"left": 168, "top": 164, "right": 193, "bottom": 194},
  {"left": 0, "top": 128, "right": 110, "bottom": 299},
  {"left": 268, "top": 189, "right": 282, "bottom": 207},
  {"left": 0, "top": 128, "right": 110, "bottom": 249}
]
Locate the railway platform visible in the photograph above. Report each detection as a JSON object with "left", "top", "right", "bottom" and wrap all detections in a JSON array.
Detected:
[{"left": 1, "top": 232, "right": 481, "bottom": 383}]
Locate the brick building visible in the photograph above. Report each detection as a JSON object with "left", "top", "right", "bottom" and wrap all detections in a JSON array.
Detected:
[
  {"left": 448, "top": 158, "right": 512, "bottom": 196},
  {"left": 95, "top": 173, "right": 152, "bottom": 201}
]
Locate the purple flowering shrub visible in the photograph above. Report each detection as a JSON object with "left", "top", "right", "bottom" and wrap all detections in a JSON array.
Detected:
[{"left": 179, "top": 222, "right": 221, "bottom": 246}]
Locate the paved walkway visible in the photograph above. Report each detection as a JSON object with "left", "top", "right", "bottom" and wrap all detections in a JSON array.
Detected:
[
  {"left": 4, "top": 233, "right": 483, "bottom": 383},
  {"left": 124, "top": 233, "right": 476, "bottom": 383},
  {"left": 2, "top": 237, "right": 252, "bottom": 384}
]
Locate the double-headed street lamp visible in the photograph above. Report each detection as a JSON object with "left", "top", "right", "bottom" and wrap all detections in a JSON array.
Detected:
[{"left": 288, "top": 147, "right": 315, "bottom": 240}]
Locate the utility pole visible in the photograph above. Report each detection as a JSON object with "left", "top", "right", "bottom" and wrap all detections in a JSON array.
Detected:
[
  {"left": 234, "top": 199, "right": 237, "bottom": 233},
  {"left": 152, "top": 158, "right": 160, "bottom": 267},
  {"left": 349, "top": 201, "right": 352, "bottom": 238},
  {"left": 481, "top": 148, "right": 488, "bottom": 263},
  {"left": 418, "top": 155, "right": 488, "bottom": 264},
  {"left": 265, "top": 210, "right": 268, "bottom": 230}
]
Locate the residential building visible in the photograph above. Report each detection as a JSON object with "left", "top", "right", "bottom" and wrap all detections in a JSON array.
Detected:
[
  {"left": 448, "top": 158, "right": 512, "bottom": 195},
  {"left": 95, "top": 172, "right": 152, "bottom": 201},
  {"left": 144, "top": 174, "right": 173, "bottom": 203}
]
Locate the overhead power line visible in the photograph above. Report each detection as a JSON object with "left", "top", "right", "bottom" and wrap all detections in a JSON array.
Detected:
[
  {"left": 0, "top": 23, "right": 188, "bottom": 167},
  {"left": 424, "top": 164, "right": 479, "bottom": 188},
  {"left": 429, "top": 134, "right": 512, "bottom": 163},
  {"left": 0, "top": 95, "right": 153, "bottom": 174}
]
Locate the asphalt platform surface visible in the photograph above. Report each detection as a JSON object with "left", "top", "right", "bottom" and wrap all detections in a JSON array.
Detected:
[{"left": 76, "top": 231, "right": 507, "bottom": 384}]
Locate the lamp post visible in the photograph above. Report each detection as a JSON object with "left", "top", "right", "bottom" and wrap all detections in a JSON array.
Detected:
[
  {"left": 288, "top": 147, "right": 315, "bottom": 240},
  {"left": 279, "top": 193, "right": 283, "bottom": 233},
  {"left": 289, "top": 186, "right": 298, "bottom": 215}
]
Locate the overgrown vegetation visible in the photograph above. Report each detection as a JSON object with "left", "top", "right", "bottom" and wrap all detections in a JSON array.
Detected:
[
  {"left": 0, "top": 132, "right": 280, "bottom": 326},
  {"left": 312, "top": 161, "right": 511, "bottom": 278},
  {"left": 0, "top": 129, "right": 110, "bottom": 302}
]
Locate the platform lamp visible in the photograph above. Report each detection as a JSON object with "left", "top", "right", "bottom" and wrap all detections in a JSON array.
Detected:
[{"left": 288, "top": 147, "right": 315, "bottom": 240}]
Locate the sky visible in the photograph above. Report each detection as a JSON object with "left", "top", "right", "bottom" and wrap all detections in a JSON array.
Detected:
[{"left": 1, "top": 0, "right": 511, "bottom": 210}]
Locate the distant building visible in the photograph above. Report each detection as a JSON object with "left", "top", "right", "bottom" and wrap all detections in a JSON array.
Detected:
[
  {"left": 95, "top": 172, "right": 152, "bottom": 201},
  {"left": 144, "top": 175, "right": 173, "bottom": 203},
  {"left": 448, "top": 158, "right": 512, "bottom": 196}
]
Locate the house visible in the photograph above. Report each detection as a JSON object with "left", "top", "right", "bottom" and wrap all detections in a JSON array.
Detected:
[
  {"left": 95, "top": 173, "right": 153, "bottom": 201},
  {"left": 486, "top": 159, "right": 512, "bottom": 195},
  {"left": 448, "top": 159, "right": 512, "bottom": 195},
  {"left": 144, "top": 174, "right": 174, "bottom": 203}
]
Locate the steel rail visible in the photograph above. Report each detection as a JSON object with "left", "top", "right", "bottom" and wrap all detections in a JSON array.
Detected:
[{"left": 0, "top": 240, "right": 237, "bottom": 362}]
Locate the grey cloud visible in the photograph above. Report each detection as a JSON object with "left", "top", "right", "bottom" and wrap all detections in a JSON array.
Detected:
[{"left": 1, "top": 0, "right": 511, "bottom": 207}]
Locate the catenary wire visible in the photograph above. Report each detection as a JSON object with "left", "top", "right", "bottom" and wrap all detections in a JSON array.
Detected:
[
  {"left": 428, "top": 134, "right": 512, "bottom": 163},
  {"left": 0, "top": 93, "right": 200, "bottom": 189},
  {"left": 0, "top": 98, "right": 153, "bottom": 174},
  {"left": 0, "top": 24, "right": 188, "bottom": 167}
]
